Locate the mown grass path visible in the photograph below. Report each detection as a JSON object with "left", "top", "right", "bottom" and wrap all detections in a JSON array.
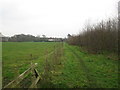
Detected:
[
  {"left": 51, "top": 43, "right": 93, "bottom": 88},
  {"left": 51, "top": 43, "right": 118, "bottom": 88},
  {"left": 66, "top": 44, "right": 99, "bottom": 88}
]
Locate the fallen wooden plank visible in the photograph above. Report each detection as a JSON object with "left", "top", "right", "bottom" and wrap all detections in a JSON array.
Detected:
[
  {"left": 4, "top": 64, "right": 37, "bottom": 88},
  {"left": 29, "top": 76, "right": 40, "bottom": 88}
]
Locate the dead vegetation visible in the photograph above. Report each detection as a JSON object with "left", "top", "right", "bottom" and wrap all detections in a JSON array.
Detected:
[{"left": 67, "top": 18, "right": 118, "bottom": 54}]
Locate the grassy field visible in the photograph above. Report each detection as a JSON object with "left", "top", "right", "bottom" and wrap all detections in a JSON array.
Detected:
[
  {"left": 50, "top": 44, "right": 118, "bottom": 88},
  {"left": 2, "top": 42, "right": 118, "bottom": 88},
  {"left": 2, "top": 42, "right": 58, "bottom": 87}
]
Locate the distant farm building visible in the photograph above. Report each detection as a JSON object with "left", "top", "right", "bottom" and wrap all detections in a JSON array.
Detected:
[
  {"left": 48, "top": 38, "right": 63, "bottom": 42},
  {"left": 48, "top": 38, "right": 54, "bottom": 42}
]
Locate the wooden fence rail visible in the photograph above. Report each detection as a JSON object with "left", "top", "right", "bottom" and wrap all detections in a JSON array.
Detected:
[{"left": 4, "top": 63, "right": 40, "bottom": 88}]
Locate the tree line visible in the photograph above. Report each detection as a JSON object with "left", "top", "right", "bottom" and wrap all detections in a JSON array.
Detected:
[
  {"left": 67, "top": 18, "right": 118, "bottom": 54},
  {"left": 4, "top": 34, "right": 63, "bottom": 42}
]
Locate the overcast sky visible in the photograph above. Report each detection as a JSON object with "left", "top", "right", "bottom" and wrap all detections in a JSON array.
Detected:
[{"left": 0, "top": 0, "right": 119, "bottom": 38}]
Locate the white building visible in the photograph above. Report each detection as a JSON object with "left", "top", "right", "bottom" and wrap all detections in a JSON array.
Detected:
[{"left": 48, "top": 39, "right": 54, "bottom": 42}]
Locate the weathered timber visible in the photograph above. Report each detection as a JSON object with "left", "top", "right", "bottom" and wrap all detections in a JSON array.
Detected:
[
  {"left": 4, "top": 63, "right": 39, "bottom": 88},
  {"left": 29, "top": 76, "right": 40, "bottom": 88}
]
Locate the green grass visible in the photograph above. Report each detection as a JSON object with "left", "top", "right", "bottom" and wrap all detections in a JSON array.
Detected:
[
  {"left": 2, "top": 42, "right": 118, "bottom": 88},
  {"left": 2, "top": 42, "right": 58, "bottom": 86},
  {"left": 50, "top": 44, "right": 88, "bottom": 88},
  {"left": 50, "top": 43, "right": 118, "bottom": 88}
]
